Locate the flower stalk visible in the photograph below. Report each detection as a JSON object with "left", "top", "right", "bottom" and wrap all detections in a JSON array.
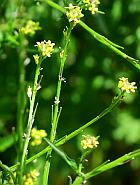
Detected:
[
  {"left": 45, "top": 0, "right": 140, "bottom": 71},
  {"left": 42, "top": 24, "right": 74, "bottom": 185},
  {"left": 19, "top": 57, "right": 43, "bottom": 184}
]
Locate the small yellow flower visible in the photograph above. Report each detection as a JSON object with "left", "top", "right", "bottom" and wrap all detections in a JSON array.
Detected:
[
  {"left": 81, "top": 135, "right": 99, "bottom": 149},
  {"left": 31, "top": 128, "right": 47, "bottom": 146},
  {"left": 23, "top": 170, "right": 39, "bottom": 185},
  {"left": 9, "top": 172, "right": 16, "bottom": 184},
  {"left": 33, "top": 54, "right": 39, "bottom": 64},
  {"left": 83, "top": 0, "right": 91, "bottom": 5},
  {"left": 35, "top": 40, "right": 55, "bottom": 57},
  {"left": 30, "top": 170, "right": 40, "bottom": 179},
  {"left": 20, "top": 20, "right": 41, "bottom": 36},
  {"left": 66, "top": 3, "right": 84, "bottom": 25},
  {"left": 118, "top": 77, "right": 137, "bottom": 93},
  {"left": 95, "top": 0, "right": 100, "bottom": 5},
  {"left": 89, "top": 3, "right": 98, "bottom": 14},
  {"left": 83, "top": 0, "right": 100, "bottom": 14}
]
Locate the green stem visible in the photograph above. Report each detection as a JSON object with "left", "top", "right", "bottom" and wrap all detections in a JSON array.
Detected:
[
  {"left": 72, "top": 176, "right": 84, "bottom": 185},
  {"left": 85, "top": 148, "right": 140, "bottom": 179},
  {"left": 19, "top": 58, "right": 42, "bottom": 184},
  {"left": 0, "top": 171, "right": 2, "bottom": 185},
  {"left": 25, "top": 94, "right": 122, "bottom": 165},
  {"left": 17, "top": 35, "right": 26, "bottom": 160},
  {"left": 42, "top": 24, "right": 73, "bottom": 185},
  {"left": 45, "top": 0, "right": 65, "bottom": 13},
  {"left": 16, "top": 34, "right": 26, "bottom": 185},
  {"left": 10, "top": 94, "right": 122, "bottom": 172},
  {"left": 79, "top": 21, "right": 140, "bottom": 70},
  {"left": 50, "top": 25, "right": 73, "bottom": 143},
  {"left": 72, "top": 149, "right": 140, "bottom": 185},
  {"left": 58, "top": 95, "right": 122, "bottom": 144},
  {"left": 44, "top": 0, "right": 140, "bottom": 71},
  {"left": 0, "top": 161, "right": 16, "bottom": 185}
]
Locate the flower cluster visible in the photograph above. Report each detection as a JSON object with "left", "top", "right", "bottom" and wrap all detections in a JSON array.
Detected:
[
  {"left": 118, "top": 77, "right": 137, "bottom": 93},
  {"left": 81, "top": 135, "right": 99, "bottom": 149},
  {"left": 23, "top": 169, "right": 39, "bottom": 185},
  {"left": 82, "top": 0, "right": 100, "bottom": 14},
  {"left": 35, "top": 40, "right": 55, "bottom": 58},
  {"left": 66, "top": 3, "right": 84, "bottom": 25},
  {"left": 20, "top": 20, "right": 41, "bottom": 36},
  {"left": 31, "top": 128, "right": 47, "bottom": 146}
]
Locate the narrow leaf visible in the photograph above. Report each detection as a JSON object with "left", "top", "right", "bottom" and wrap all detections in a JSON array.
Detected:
[
  {"left": 85, "top": 149, "right": 140, "bottom": 179},
  {"left": 45, "top": 138, "right": 78, "bottom": 171}
]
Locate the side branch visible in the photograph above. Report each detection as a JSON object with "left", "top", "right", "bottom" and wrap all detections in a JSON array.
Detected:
[
  {"left": 23, "top": 94, "right": 122, "bottom": 165},
  {"left": 45, "top": 0, "right": 140, "bottom": 71},
  {"left": 72, "top": 149, "right": 140, "bottom": 185}
]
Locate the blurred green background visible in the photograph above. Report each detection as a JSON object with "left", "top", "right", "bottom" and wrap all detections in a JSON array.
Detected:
[{"left": 0, "top": 0, "right": 140, "bottom": 184}]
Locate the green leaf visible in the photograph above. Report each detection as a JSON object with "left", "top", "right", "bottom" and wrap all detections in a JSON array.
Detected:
[
  {"left": 0, "top": 134, "right": 16, "bottom": 152},
  {"left": 85, "top": 149, "right": 140, "bottom": 179},
  {"left": 45, "top": 138, "right": 78, "bottom": 172}
]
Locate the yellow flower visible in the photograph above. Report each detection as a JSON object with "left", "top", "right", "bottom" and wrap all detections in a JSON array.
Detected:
[
  {"left": 31, "top": 128, "right": 47, "bottom": 146},
  {"left": 82, "top": 0, "right": 100, "bottom": 14},
  {"left": 20, "top": 20, "right": 41, "bottom": 36},
  {"left": 66, "top": 3, "right": 84, "bottom": 25},
  {"left": 30, "top": 170, "right": 40, "bottom": 179},
  {"left": 88, "top": 3, "right": 98, "bottom": 14},
  {"left": 23, "top": 170, "right": 39, "bottom": 185},
  {"left": 9, "top": 172, "right": 16, "bottom": 184},
  {"left": 83, "top": 0, "right": 91, "bottom": 4},
  {"left": 81, "top": 135, "right": 99, "bottom": 149},
  {"left": 118, "top": 77, "right": 137, "bottom": 93},
  {"left": 95, "top": 0, "right": 100, "bottom": 5},
  {"left": 35, "top": 40, "right": 55, "bottom": 57}
]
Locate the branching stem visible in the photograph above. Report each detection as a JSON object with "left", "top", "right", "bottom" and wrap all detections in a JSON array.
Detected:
[{"left": 45, "top": 0, "right": 140, "bottom": 70}]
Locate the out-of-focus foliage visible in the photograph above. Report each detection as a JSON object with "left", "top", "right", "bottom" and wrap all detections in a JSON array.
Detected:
[{"left": 0, "top": 0, "right": 140, "bottom": 184}]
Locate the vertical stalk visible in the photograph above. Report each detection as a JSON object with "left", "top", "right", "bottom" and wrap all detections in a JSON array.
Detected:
[
  {"left": 17, "top": 35, "right": 26, "bottom": 159},
  {"left": 19, "top": 58, "right": 43, "bottom": 184},
  {"left": 42, "top": 24, "right": 73, "bottom": 185},
  {"left": 16, "top": 34, "right": 26, "bottom": 185}
]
